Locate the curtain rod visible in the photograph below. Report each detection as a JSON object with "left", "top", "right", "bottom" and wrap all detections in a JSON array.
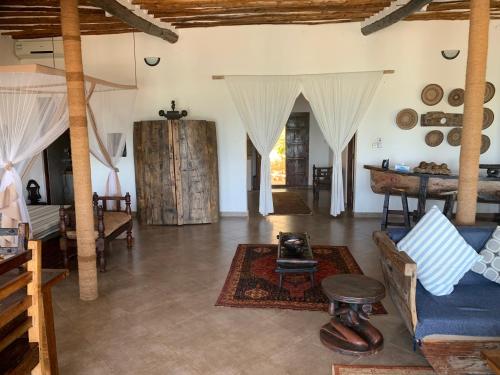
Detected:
[{"left": 212, "top": 70, "right": 395, "bottom": 80}]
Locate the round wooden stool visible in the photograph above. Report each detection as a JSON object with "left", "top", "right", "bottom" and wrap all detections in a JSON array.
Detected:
[{"left": 320, "top": 274, "right": 385, "bottom": 355}]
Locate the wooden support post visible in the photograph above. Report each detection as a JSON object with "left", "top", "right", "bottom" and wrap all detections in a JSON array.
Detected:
[
  {"left": 60, "top": 0, "right": 98, "bottom": 300},
  {"left": 456, "top": 0, "right": 490, "bottom": 225}
]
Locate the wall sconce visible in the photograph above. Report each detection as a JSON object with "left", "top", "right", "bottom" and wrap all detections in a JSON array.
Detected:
[
  {"left": 441, "top": 50, "right": 460, "bottom": 60},
  {"left": 144, "top": 57, "right": 161, "bottom": 66}
]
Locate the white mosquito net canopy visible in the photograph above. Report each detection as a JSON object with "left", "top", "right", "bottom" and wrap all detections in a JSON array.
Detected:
[{"left": 0, "top": 64, "right": 136, "bottom": 235}]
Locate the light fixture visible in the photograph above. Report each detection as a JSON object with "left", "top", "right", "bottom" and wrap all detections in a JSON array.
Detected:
[
  {"left": 144, "top": 57, "right": 160, "bottom": 66},
  {"left": 441, "top": 50, "right": 460, "bottom": 60}
]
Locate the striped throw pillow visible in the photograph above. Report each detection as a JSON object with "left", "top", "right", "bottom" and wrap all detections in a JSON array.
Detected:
[
  {"left": 471, "top": 226, "right": 500, "bottom": 283},
  {"left": 397, "top": 205, "right": 482, "bottom": 296}
]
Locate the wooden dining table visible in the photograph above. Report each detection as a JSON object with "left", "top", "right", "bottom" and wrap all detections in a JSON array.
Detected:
[{"left": 364, "top": 165, "right": 500, "bottom": 221}]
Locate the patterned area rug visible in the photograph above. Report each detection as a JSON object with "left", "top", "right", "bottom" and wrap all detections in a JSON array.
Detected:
[
  {"left": 333, "top": 365, "right": 435, "bottom": 374},
  {"left": 271, "top": 192, "right": 312, "bottom": 215},
  {"left": 216, "top": 244, "right": 386, "bottom": 313}
]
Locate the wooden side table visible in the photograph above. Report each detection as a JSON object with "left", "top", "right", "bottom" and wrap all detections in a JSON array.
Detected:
[{"left": 320, "top": 274, "right": 385, "bottom": 355}]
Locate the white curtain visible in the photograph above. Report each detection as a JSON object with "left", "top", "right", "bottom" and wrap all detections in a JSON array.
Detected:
[
  {"left": 0, "top": 73, "right": 69, "bottom": 234},
  {"left": 301, "top": 71, "right": 383, "bottom": 216},
  {"left": 226, "top": 76, "right": 301, "bottom": 215},
  {"left": 86, "top": 87, "right": 136, "bottom": 198}
]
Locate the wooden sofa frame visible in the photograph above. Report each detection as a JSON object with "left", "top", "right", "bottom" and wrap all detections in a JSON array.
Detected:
[
  {"left": 59, "top": 192, "right": 133, "bottom": 272},
  {"left": 373, "top": 231, "right": 500, "bottom": 374}
]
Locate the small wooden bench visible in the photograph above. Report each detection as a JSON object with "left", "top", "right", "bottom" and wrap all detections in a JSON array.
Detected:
[{"left": 59, "top": 193, "right": 133, "bottom": 272}]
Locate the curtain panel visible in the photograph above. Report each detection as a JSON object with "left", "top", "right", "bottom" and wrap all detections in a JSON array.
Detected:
[
  {"left": 0, "top": 73, "right": 69, "bottom": 236},
  {"left": 301, "top": 71, "right": 383, "bottom": 216},
  {"left": 226, "top": 75, "right": 301, "bottom": 215}
]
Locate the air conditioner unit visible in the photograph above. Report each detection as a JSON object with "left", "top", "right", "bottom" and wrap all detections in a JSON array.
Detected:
[{"left": 14, "top": 40, "right": 64, "bottom": 59}]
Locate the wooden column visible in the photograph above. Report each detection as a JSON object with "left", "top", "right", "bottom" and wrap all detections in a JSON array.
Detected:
[
  {"left": 60, "top": 0, "right": 98, "bottom": 300},
  {"left": 456, "top": 0, "right": 490, "bottom": 225}
]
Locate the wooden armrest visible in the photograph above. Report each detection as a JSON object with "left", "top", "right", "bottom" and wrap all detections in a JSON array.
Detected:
[
  {"left": 373, "top": 231, "right": 417, "bottom": 334},
  {"left": 373, "top": 231, "right": 416, "bottom": 276}
]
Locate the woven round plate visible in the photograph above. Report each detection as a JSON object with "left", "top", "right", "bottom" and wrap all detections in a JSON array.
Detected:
[
  {"left": 481, "top": 134, "right": 491, "bottom": 154},
  {"left": 447, "top": 128, "right": 461, "bottom": 146},
  {"left": 421, "top": 84, "right": 444, "bottom": 106},
  {"left": 484, "top": 82, "right": 495, "bottom": 103},
  {"left": 396, "top": 108, "right": 418, "bottom": 130},
  {"left": 448, "top": 88, "right": 464, "bottom": 106},
  {"left": 425, "top": 130, "right": 444, "bottom": 147},
  {"left": 483, "top": 108, "right": 494, "bottom": 129}
]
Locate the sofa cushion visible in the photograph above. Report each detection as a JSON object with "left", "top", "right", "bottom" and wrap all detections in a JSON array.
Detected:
[
  {"left": 471, "top": 226, "right": 500, "bottom": 284},
  {"left": 397, "top": 206, "right": 482, "bottom": 296},
  {"left": 415, "top": 279, "right": 500, "bottom": 339}
]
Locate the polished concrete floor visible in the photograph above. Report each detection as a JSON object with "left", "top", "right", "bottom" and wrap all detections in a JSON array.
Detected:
[{"left": 52, "top": 189, "right": 430, "bottom": 374}]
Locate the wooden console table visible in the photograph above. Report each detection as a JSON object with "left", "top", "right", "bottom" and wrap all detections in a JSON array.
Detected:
[{"left": 364, "top": 165, "right": 500, "bottom": 221}]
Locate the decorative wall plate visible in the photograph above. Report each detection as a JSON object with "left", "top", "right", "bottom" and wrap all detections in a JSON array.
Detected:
[
  {"left": 421, "top": 84, "right": 444, "bottom": 106},
  {"left": 447, "top": 128, "right": 461, "bottom": 146},
  {"left": 425, "top": 130, "right": 444, "bottom": 147},
  {"left": 448, "top": 88, "right": 464, "bottom": 106},
  {"left": 396, "top": 108, "right": 418, "bottom": 130},
  {"left": 483, "top": 108, "right": 494, "bottom": 129},
  {"left": 481, "top": 134, "right": 490, "bottom": 154},
  {"left": 484, "top": 82, "right": 495, "bottom": 103}
]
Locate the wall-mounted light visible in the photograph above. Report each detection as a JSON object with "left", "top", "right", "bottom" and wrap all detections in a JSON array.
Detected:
[
  {"left": 144, "top": 57, "right": 161, "bottom": 67},
  {"left": 441, "top": 50, "right": 460, "bottom": 60}
]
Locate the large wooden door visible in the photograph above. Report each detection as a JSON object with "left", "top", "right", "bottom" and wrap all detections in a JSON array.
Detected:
[
  {"left": 134, "top": 120, "right": 219, "bottom": 225},
  {"left": 286, "top": 113, "right": 309, "bottom": 187}
]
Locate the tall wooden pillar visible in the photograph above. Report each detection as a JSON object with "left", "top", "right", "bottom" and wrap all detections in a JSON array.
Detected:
[
  {"left": 456, "top": 0, "right": 490, "bottom": 225},
  {"left": 60, "top": 0, "right": 98, "bottom": 300}
]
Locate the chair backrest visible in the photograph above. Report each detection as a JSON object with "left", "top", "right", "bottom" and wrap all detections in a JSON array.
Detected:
[
  {"left": 92, "top": 192, "right": 132, "bottom": 215},
  {"left": 312, "top": 165, "right": 333, "bottom": 181},
  {"left": 0, "top": 238, "right": 45, "bottom": 374}
]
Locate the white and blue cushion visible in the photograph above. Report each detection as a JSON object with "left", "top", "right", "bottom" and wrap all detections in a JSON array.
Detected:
[
  {"left": 396, "top": 205, "right": 482, "bottom": 296},
  {"left": 471, "top": 226, "right": 500, "bottom": 283}
]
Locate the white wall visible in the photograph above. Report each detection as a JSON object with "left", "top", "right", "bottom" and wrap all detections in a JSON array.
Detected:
[
  {"left": 291, "top": 94, "right": 332, "bottom": 185},
  {"left": 14, "top": 21, "right": 500, "bottom": 214}
]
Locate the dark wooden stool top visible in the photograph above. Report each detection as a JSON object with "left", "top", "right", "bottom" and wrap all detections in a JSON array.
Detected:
[
  {"left": 321, "top": 274, "right": 385, "bottom": 305},
  {"left": 320, "top": 274, "right": 386, "bottom": 356}
]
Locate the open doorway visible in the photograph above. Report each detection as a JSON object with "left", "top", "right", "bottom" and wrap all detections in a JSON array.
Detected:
[{"left": 246, "top": 95, "right": 357, "bottom": 215}]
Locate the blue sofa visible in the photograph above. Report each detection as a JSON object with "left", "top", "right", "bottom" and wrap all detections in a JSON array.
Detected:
[{"left": 374, "top": 225, "right": 500, "bottom": 374}]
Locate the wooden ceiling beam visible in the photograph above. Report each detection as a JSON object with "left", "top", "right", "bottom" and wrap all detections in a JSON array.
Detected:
[
  {"left": 0, "top": 0, "right": 95, "bottom": 6},
  {"left": 173, "top": 19, "right": 359, "bottom": 27},
  {"left": 0, "top": 7, "right": 104, "bottom": 15},
  {"left": 4, "top": 28, "right": 135, "bottom": 39},
  {"left": 361, "top": 0, "right": 433, "bottom": 35},
  {"left": 161, "top": 12, "right": 374, "bottom": 22},
  {"left": 0, "top": 15, "right": 121, "bottom": 25},
  {"left": 87, "top": 0, "right": 178, "bottom": 43},
  {"left": 427, "top": 1, "right": 500, "bottom": 12}
]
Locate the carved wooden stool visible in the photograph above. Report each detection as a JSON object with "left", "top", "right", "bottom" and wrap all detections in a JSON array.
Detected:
[{"left": 320, "top": 274, "right": 385, "bottom": 355}]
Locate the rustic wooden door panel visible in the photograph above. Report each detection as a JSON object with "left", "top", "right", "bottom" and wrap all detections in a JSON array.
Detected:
[
  {"left": 286, "top": 113, "right": 309, "bottom": 187},
  {"left": 134, "top": 120, "right": 177, "bottom": 225},
  {"left": 134, "top": 120, "right": 219, "bottom": 225},
  {"left": 175, "top": 120, "right": 219, "bottom": 224}
]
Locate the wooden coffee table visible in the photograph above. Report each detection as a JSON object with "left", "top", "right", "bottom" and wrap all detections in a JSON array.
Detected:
[
  {"left": 276, "top": 232, "right": 317, "bottom": 288},
  {"left": 320, "top": 274, "right": 385, "bottom": 355}
]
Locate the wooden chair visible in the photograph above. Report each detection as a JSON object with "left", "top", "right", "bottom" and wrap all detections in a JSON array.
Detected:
[
  {"left": 0, "top": 225, "right": 47, "bottom": 374},
  {"left": 59, "top": 192, "right": 133, "bottom": 272},
  {"left": 312, "top": 165, "right": 333, "bottom": 201}
]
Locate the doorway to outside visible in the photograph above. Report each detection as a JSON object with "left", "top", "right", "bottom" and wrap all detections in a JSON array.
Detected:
[{"left": 270, "top": 112, "right": 309, "bottom": 188}]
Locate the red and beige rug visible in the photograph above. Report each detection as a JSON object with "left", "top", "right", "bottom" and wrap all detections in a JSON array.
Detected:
[
  {"left": 216, "top": 244, "right": 386, "bottom": 313},
  {"left": 333, "top": 365, "right": 435, "bottom": 374}
]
